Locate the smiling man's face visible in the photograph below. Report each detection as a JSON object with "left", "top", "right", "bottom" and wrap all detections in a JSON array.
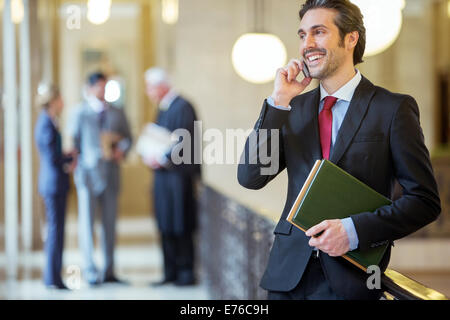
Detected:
[{"left": 298, "top": 8, "right": 349, "bottom": 80}]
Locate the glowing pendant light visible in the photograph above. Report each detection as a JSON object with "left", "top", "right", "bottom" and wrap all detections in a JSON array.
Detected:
[
  {"left": 231, "top": 0, "right": 287, "bottom": 84},
  {"left": 351, "top": 0, "right": 405, "bottom": 57},
  {"left": 87, "top": 0, "right": 111, "bottom": 25},
  {"left": 0, "top": 0, "right": 24, "bottom": 24},
  {"left": 232, "top": 33, "right": 287, "bottom": 84},
  {"left": 11, "top": 0, "right": 24, "bottom": 24},
  {"left": 162, "top": 0, "right": 178, "bottom": 25}
]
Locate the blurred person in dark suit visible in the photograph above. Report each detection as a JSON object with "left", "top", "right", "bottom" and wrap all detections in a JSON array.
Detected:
[
  {"left": 143, "top": 68, "right": 201, "bottom": 286},
  {"left": 35, "top": 84, "right": 77, "bottom": 290}
]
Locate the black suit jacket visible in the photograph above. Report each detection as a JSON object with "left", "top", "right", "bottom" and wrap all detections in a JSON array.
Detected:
[
  {"left": 154, "top": 96, "right": 201, "bottom": 235},
  {"left": 237, "top": 76, "right": 441, "bottom": 300}
]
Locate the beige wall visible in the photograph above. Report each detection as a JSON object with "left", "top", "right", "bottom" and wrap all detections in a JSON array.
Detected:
[
  {"left": 153, "top": 0, "right": 446, "bottom": 221},
  {"left": 359, "top": 0, "right": 437, "bottom": 149},
  {"left": 154, "top": 0, "right": 302, "bottom": 218}
]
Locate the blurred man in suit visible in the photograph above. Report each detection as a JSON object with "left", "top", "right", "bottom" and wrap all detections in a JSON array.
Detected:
[
  {"left": 69, "top": 72, "right": 133, "bottom": 285},
  {"left": 238, "top": 0, "right": 440, "bottom": 300},
  {"left": 35, "top": 85, "right": 77, "bottom": 289},
  {"left": 143, "top": 68, "right": 201, "bottom": 286}
]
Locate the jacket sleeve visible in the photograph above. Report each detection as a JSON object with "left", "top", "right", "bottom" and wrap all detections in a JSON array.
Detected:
[
  {"left": 116, "top": 109, "right": 133, "bottom": 157},
  {"left": 163, "top": 101, "right": 201, "bottom": 176},
  {"left": 68, "top": 107, "right": 82, "bottom": 153},
  {"left": 37, "top": 121, "right": 62, "bottom": 167},
  {"left": 351, "top": 96, "right": 441, "bottom": 251},
  {"left": 237, "top": 99, "right": 289, "bottom": 190}
]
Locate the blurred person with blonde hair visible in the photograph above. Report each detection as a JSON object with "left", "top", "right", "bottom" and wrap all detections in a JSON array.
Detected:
[{"left": 35, "top": 84, "right": 77, "bottom": 290}]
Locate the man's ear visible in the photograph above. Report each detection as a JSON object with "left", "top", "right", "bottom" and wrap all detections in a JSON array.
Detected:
[{"left": 346, "top": 31, "right": 359, "bottom": 50}]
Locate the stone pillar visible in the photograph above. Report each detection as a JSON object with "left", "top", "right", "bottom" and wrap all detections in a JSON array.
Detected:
[
  {"left": 20, "top": 0, "right": 33, "bottom": 253},
  {"left": 3, "top": 0, "right": 19, "bottom": 279}
]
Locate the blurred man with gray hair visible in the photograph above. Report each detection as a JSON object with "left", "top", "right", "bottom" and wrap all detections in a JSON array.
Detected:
[{"left": 144, "top": 67, "right": 201, "bottom": 286}]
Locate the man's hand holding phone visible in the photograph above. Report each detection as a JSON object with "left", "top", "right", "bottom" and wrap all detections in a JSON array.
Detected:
[{"left": 271, "top": 59, "right": 312, "bottom": 108}]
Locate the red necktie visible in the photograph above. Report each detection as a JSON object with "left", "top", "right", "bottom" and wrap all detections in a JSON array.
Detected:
[{"left": 319, "top": 96, "right": 338, "bottom": 160}]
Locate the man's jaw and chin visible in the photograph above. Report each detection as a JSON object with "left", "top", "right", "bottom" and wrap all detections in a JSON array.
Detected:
[
  {"left": 305, "top": 52, "right": 346, "bottom": 81},
  {"left": 306, "top": 60, "right": 328, "bottom": 80}
]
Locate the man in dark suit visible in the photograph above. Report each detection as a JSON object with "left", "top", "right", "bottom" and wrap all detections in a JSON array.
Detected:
[
  {"left": 237, "top": 0, "right": 441, "bottom": 300},
  {"left": 143, "top": 67, "right": 201, "bottom": 286}
]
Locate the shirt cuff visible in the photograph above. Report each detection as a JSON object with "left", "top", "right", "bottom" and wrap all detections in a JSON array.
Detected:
[
  {"left": 158, "top": 154, "right": 170, "bottom": 167},
  {"left": 117, "top": 138, "right": 131, "bottom": 154},
  {"left": 267, "top": 96, "right": 292, "bottom": 111},
  {"left": 341, "top": 217, "right": 359, "bottom": 251}
]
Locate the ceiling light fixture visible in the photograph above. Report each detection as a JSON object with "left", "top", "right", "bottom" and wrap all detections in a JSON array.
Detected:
[
  {"left": 162, "top": 0, "right": 178, "bottom": 25},
  {"left": 87, "top": 0, "right": 111, "bottom": 25},
  {"left": 231, "top": 0, "right": 287, "bottom": 84},
  {"left": 351, "top": 0, "right": 405, "bottom": 57}
]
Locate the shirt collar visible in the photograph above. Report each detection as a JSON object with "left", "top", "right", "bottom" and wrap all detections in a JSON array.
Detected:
[
  {"left": 159, "top": 89, "right": 178, "bottom": 111},
  {"left": 87, "top": 95, "right": 107, "bottom": 113},
  {"left": 320, "top": 69, "right": 362, "bottom": 102}
]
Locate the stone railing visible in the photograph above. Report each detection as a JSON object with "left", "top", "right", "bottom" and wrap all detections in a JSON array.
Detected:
[{"left": 197, "top": 185, "right": 448, "bottom": 300}]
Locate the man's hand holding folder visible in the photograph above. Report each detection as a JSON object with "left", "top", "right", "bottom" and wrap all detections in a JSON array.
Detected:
[
  {"left": 306, "top": 219, "right": 350, "bottom": 257},
  {"left": 286, "top": 160, "right": 391, "bottom": 271}
]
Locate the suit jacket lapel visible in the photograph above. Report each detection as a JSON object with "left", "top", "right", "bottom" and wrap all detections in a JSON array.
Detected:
[
  {"left": 310, "top": 88, "right": 322, "bottom": 161},
  {"left": 329, "top": 76, "right": 376, "bottom": 164},
  {"left": 300, "top": 87, "right": 322, "bottom": 161}
]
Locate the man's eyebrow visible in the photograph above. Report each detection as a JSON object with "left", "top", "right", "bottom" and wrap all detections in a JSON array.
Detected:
[{"left": 297, "top": 24, "right": 328, "bottom": 35}]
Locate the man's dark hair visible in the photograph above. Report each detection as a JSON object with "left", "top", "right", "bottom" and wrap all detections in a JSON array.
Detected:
[
  {"left": 299, "top": 0, "right": 366, "bottom": 65},
  {"left": 87, "top": 71, "right": 107, "bottom": 86}
]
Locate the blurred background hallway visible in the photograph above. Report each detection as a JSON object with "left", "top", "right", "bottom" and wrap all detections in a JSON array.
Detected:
[{"left": 0, "top": 212, "right": 209, "bottom": 299}]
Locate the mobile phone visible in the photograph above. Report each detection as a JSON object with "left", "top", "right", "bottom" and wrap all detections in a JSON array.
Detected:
[
  {"left": 302, "top": 61, "right": 311, "bottom": 78},
  {"left": 312, "top": 230, "right": 324, "bottom": 238}
]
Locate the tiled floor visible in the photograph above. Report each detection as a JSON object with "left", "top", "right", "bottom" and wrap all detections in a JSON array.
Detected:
[{"left": 0, "top": 216, "right": 209, "bottom": 300}]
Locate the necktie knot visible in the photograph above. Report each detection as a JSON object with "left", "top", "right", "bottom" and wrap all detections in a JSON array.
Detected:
[{"left": 323, "top": 96, "right": 338, "bottom": 111}]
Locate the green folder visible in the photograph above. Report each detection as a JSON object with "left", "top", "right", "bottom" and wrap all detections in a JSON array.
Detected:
[{"left": 286, "top": 159, "right": 391, "bottom": 271}]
